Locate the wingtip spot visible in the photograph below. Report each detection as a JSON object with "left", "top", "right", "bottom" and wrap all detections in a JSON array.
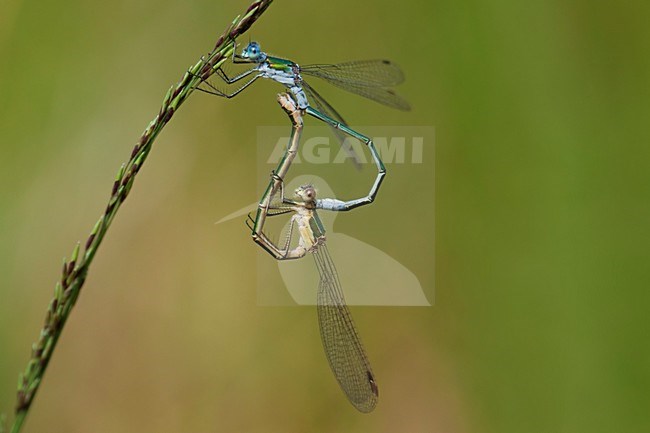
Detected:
[{"left": 367, "top": 371, "right": 379, "bottom": 397}]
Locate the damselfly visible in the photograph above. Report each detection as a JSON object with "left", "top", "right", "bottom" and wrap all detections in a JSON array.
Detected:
[
  {"left": 248, "top": 181, "right": 379, "bottom": 413},
  {"left": 244, "top": 94, "right": 381, "bottom": 412},
  {"left": 198, "top": 41, "right": 410, "bottom": 209}
]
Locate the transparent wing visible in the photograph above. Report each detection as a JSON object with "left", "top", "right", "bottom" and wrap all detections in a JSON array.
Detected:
[
  {"left": 267, "top": 190, "right": 290, "bottom": 213},
  {"left": 265, "top": 207, "right": 293, "bottom": 217},
  {"left": 301, "top": 60, "right": 405, "bottom": 87},
  {"left": 302, "top": 81, "right": 362, "bottom": 168},
  {"left": 302, "top": 60, "right": 410, "bottom": 111},
  {"left": 327, "top": 82, "right": 411, "bottom": 111},
  {"left": 314, "top": 245, "right": 378, "bottom": 413}
]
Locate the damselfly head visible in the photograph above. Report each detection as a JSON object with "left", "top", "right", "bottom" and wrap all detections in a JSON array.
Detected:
[
  {"left": 295, "top": 184, "right": 316, "bottom": 202},
  {"left": 240, "top": 41, "right": 266, "bottom": 62}
]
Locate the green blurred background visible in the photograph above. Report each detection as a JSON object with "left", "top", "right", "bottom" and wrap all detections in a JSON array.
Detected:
[{"left": 1, "top": 0, "right": 649, "bottom": 432}]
